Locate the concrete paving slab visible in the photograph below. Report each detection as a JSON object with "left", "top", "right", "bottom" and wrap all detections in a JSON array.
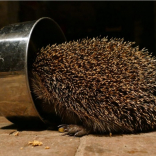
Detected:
[
  {"left": 0, "top": 117, "right": 80, "bottom": 156},
  {"left": 76, "top": 133, "right": 156, "bottom": 156},
  {"left": 0, "top": 117, "right": 156, "bottom": 156}
]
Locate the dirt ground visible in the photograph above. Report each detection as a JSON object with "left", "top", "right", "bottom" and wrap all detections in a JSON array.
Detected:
[{"left": 0, "top": 116, "right": 156, "bottom": 156}]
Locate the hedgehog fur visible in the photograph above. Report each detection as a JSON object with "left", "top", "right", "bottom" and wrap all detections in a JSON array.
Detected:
[{"left": 32, "top": 37, "right": 156, "bottom": 136}]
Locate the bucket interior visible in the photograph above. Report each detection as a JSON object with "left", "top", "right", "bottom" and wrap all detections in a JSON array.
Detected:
[{"left": 27, "top": 18, "right": 66, "bottom": 126}]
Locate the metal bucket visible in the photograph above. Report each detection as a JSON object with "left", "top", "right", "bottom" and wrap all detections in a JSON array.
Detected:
[{"left": 0, "top": 17, "right": 66, "bottom": 127}]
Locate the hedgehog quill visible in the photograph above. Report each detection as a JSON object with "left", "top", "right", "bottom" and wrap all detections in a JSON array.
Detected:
[{"left": 32, "top": 37, "right": 156, "bottom": 137}]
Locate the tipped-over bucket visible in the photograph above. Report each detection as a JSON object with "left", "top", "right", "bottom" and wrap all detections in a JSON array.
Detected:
[{"left": 0, "top": 17, "right": 66, "bottom": 126}]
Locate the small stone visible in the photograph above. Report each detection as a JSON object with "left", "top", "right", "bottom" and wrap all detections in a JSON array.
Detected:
[
  {"left": 13, "top": 131, "right": 19, "bottom": 136},
  {"left": 58, "top": 127, "right": 65, "bottom": 133},
  {"left": 45, "top": 146, "right": 50, "bottom": 149},
  {"left": 28, "top": 140, "right": 43, "bottom": 146}
]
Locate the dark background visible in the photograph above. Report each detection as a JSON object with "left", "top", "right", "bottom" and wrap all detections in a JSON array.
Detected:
[{"left": 0, "top": 1, "right": 156, "bottom": 55}]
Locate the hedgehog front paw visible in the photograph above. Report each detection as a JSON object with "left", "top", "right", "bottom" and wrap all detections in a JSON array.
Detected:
[{"left": 58, "top": 124, "right": 90, "bottom": 137}]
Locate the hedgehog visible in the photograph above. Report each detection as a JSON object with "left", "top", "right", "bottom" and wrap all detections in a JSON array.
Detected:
[{"left": 31, "top": 37, "right": 156, "bottom": 137}]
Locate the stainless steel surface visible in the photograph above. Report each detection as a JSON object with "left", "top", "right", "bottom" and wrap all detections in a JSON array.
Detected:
[{"left": 0, "top": 17, "right": 66, "bottom": 126}]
